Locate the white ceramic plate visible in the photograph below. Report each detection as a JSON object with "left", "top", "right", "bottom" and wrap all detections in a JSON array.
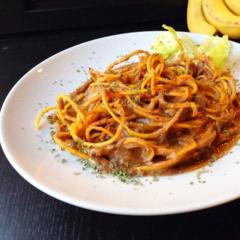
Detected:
[{"left": 1, "top": 31, "right": 240, "bottom": 215}]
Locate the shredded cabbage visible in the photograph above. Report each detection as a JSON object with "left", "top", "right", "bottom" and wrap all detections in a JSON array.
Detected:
[{"left": 151, "top": 25, "right": 230, "bottom": 69}]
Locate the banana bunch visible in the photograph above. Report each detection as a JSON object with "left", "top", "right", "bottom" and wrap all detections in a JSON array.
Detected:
[{"left": 187, "top": 0, "right": 240, "bottom": 39}]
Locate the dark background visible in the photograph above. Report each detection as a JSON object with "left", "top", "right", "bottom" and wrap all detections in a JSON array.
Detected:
[
  {"left": 0, "top": 0, "right": 187, "bottom": 34},
  {"left": 1, "top": 1, "right": 240, "bottom": 240}
]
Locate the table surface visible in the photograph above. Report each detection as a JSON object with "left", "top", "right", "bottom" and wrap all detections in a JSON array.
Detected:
[{"left": 1, "top": 22, "right": 240, "bottom": 240}]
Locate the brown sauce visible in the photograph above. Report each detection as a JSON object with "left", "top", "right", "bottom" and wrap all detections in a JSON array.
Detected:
[{"left": 164, "top": 133, "right": 240, "bottom": 176}]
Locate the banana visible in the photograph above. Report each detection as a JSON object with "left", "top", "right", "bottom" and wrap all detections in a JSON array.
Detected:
[
  {"left": 224, "top": 0, "right": 240, "bottom": 16},
  {"left": 187, "top": 0, "right": 216, "bottom": 35},
  {"left": 202, "top": 0, "right": 240, "bottom": 39}
]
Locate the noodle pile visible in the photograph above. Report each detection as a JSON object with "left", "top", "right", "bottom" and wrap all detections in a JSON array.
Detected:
[{"left": 35, "top": 50, "right": 240, "bottom": 175}]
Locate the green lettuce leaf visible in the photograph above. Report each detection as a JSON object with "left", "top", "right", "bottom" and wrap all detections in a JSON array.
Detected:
[
  {"left": 198, "top": 35, "right": 230, "bottom": 69},
  {"left": 151, "top": 25, "right": 231, "bottom": 69},
  {"left": 151, "top": 32, "right": 179, "bottom": 59}
]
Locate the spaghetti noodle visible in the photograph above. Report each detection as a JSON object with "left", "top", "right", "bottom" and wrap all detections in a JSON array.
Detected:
[{"left": 35, "top": 49, "right": 240, "bottom": 175}]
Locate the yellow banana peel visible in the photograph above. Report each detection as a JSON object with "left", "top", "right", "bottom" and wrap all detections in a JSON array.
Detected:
[
  {"left": 187, "top": 0, "right": 216, "bottom": 35},
  {"left": 224, "top": 0, "right": 240, "bottom": 16},
  {"left": 202, "top": 0, "right": 240, "bottom": 39}
]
